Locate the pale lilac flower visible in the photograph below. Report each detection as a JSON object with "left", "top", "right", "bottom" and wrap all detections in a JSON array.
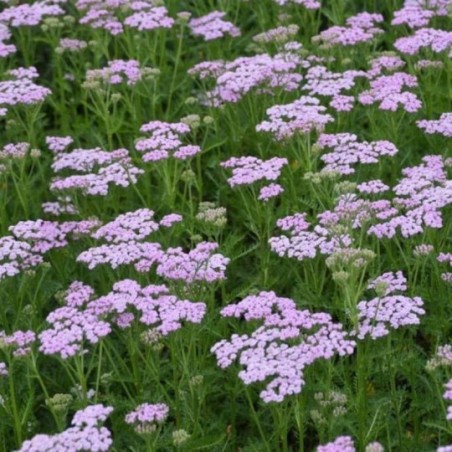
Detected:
[
  {"left": 312, "top": 12, "right": 384, "bottom": 47},
  {"left": 0, "top": 67, "right": 51, "bottom": 114},
  {"left": 221, "top": 156, "right": 288, "bottom": 187},
  {"left": 91, "top": 209, "right": 160, "bottom": 243},
  {"left": 366, "top": 442, "right": 384, "bottom": 452},
  {"left": 17, "top": 404, "right": 113, "bottom": 451},
  {"left": 39, "top": 279, "right": 206, "bottom": 358},
  {"left": 0, "top": 23, "right": 16, "bottom": 58},
  {"left": 212, "top": 291, "right": 355, "bottom": 403},
  {"left": 368, "top": 156, "right": 451, "bottom": 239},
  {"left": 0, "top": 362, "right": 7, "bottom": 376},
  {"left": 366, "top": 55, "right": 405, "bottom": 78},
  {"left": 0, "top": 0, "right": 64, "bottom": 27},
  {"left": 444, "top": 379, "right": 452, "bottom": 421},
  {"left": 359, "top": 72, "right": 422, "bottom": 112},
  {"left": 42, "top": 196, "right": 79, "bottom": 216},
  {"left": 357, "top": 180, "right": 390, "bottom": 194},
  {"left": 394, "top": 28, "right": 452, "bottom": 55},
  {"left": 302, "top": 66, "right": 366, "bottom": 110},
  {"left": 256, "top": 96, "right": 334, "bottom": 140},
  {"left": 317, "top": 133, "right": 398, "bottom": 175},
  {"left": 77, "top": 241, "right": 164, "bottom": 272},
  {"left": 1, "top": 330, "right": 36, "bottom": 356},
  {"left": 269, "top": 211, "right": 352, "bottom": 261},
  {"left": 125, "top": 403, "right": 169, "bottom": 433},
  {"left": 355, "top": 272, "right": 425, "bottom": 340},
  {"left": 156, "top": 242, "right": 229, "bottom": 284},
  {"left": 85, "top": 59, "right": 144, "bottom": 86},
  {"left": 392, "top": 5, "right": 434, "bottom": 28},
  {"left": 10, "top": 219, "right": 100, "bottom": 253},
  {"left": 134, "top": 120, "right": 201, "bottom": 162},
  {"left": 367, "top": 271, "right": 407, "bottom": 296},
  {"left": 0, "top": 236, "right": 43, "bottom": 280},
  {"left": 46, "top": 136, "right": 74, "bottom": 153},
  {"left": 317, "top": 436, "right": 355, "bottom": 452},
  {"left": 0, "top": 142, "right": 30, "bottom": 160},
  {"left": 189, "top": 11, "right": 240, "bottom": 41},
  {"left": 50, "top": 147, "right": 144, "bottom": 196},
  {"left": 77, "top": 0, "right": 174, "bottom": 35},
  {"left": 258, "top": 183, "right": 284, "bottom": 201},
  {"left": 189, "top": 48, "right": 303, "bottom": 106},
  {"left": 417, "top": 113, "right": 452, "bottom": 138},
  {"left": 427, "top": 344, "right": 452, "bottom": 370}
]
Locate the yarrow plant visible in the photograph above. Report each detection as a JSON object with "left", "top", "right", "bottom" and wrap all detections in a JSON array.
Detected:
[
  {"left": 134, "top": 120, "right": 201, "bottom": 162},
  {"left": 211, "top": 291, "right": 355, "bottom": 402},
  {"left": 188, "top": 11, "right": 240, "bottom": 41},
  {"left": 353, "top": 272, "right": 425, "bottom": 339},
  {"left": 17, "top": 405, "right": 113, "bottom": 451},
  {"left": 0, "top": 1, "right": 451, "bottom": 450}
]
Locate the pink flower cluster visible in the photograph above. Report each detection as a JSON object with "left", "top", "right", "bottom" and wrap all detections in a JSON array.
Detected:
[
  {"left": 76, "top": 208, "right": 180, "bottom": 271},
  {"left": 358, "top": 72, "right": 422, "bottom": 112},
  {"left": 85, "top": 60, "right": 144, "bottom": 86},
  {"left": 366, "top": 55, "right": 406, "bottom": 78},
  {"left": 317, "top": 436, "right": 384, "bottom": 452},
  {"left": 221, "top": 156, "right": 288, "bottom": 200},
  {"left": 46, "top": 135, "right": 74, "bottom": 153},
  {"left": 0, "top": 66, "right": 51, "bottom": 114},
  {"left": 58, "top": 38, "right": 88, "bottom": 52},
  {"left": 417, "top": 112, "right": 452, "bottom": 138},
  {"left": 0, "top": 236, "right": 43, "bottom": 281},
  {"left": 134, "top": 120, "right": 201, "bottom": 162},
  {"left": 39, "top": 279, "right": 206, "bottom": 359},
  {"left": 0, "top": 330, "right": 36, "bottom": 356},
  {"left": 211, "top": 291, "right": 355, "bottom": 403},
  {"left": 50, "top": 146, "right": 144, "bottom": 196},
  {"left": 0, "top": 142, "right": 30, "bottom": 161},
  {"left": 188, "top": 48, "right": 303, "bottom": 106},
  {"left": 354, "top": 272, "right": 425, "bottom": 340},
  {"left": 9, "top": 219, "right": 100, "bottom": 254},
  {"left": 189, "top": 11, "right": 240, "bottom": 41},
  {"left": 316, "top": 133, "right": 398, "bottom": 175},
  {"left": 76, "top": 208, "right": 228, "bottom": 283},
  {"left": 444, "top": 379, "right": 452, "bottom": 421},
  {"left": 0, "top": 23, "right": 16, "bottom": 58},
  {"left": 77, "top": 0, "right": 174, "bottom": 35},
  {"left": 438, "top": 252, "right": 452, "bottom": 283},
  {"left": 0, "top": 0, "right": 64, "bottom": 27},
  {"left": 357, "top": 180, "right": 390, "bottom": 194},
  {"left": 256, "top": 96, "right": 334, "bottom": 140},
  {"left": 392, "top": 5, "right": 434, "bottom": 28},
  {"left": 394, "top": 28, "right": 452, "bottom": 56},
  {"left": 313, "top": 12, "right": 384, "bottom": 47},
  {"left": 156, "top": 241, "right": 230, "bottom": 284},
  {"left": 125, "top": 403, "right": 169, "bottom": 433},
  {"left": 42, "top": 196, "right": 79, "bottom": 216},
  {"left": 302, "top": 66, "right": 366, "bottom": 112},
  {"left": 17, "top": 404, "right": 113, "bottom": 451},
  {"left": 392, "top": 0, "right": 451, "bottom": 28},
  {"left": 269, "top": 211, "right": 352, "bottom": 261},
  {"left": 368, "top": 155, "right": 452, "bottom": 239},
  {"left": 317, "top": 436, "right": 355, "bottom": 452}
]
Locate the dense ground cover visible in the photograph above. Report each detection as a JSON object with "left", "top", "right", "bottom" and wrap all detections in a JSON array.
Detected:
[{"left": 0, "top": 0, "right": 451, "bottom": 450}]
